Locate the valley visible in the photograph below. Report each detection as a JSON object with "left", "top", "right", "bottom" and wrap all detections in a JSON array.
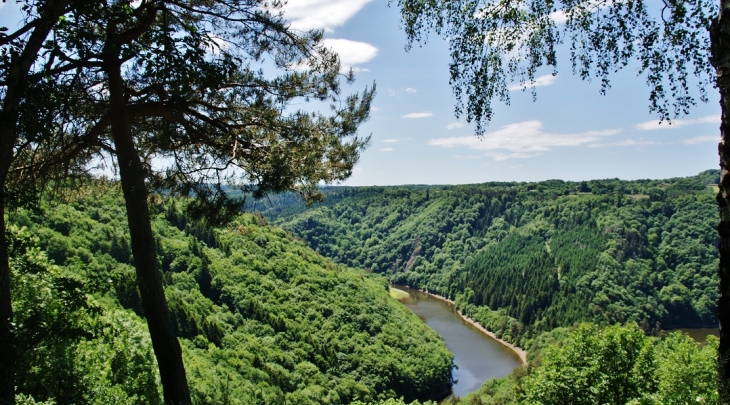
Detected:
[
  {"left": 262, "top": 170, "right": 721, "bottom": 350},
  {"left": 6, "top": 171, "right": 723, "bottom": 404}
]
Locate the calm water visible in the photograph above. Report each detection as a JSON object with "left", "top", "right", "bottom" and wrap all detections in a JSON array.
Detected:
[
  {"left": 393, "top": 286, "right": 522, "bottom": 398},
  {"left": 676, "top": 328, "right": 719, "bottom": 342}
]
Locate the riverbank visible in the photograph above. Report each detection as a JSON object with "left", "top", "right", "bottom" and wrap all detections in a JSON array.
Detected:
[{"left": 393, "top": 286, "right": 527, "bottom": 365}]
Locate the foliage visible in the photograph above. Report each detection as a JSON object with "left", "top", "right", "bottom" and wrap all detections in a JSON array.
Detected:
[
  {"left": 7, "top": 184, "right": 453, "bottom": 404},
  {"left": 3, "top": 1, "right": 376, "bottom": 402},
  {"left": 264, "top": 171, "right": 719, "bottom": 348},
  {"left": 521, "top": 323, "right": 655, "bottom": 404},
  {"left": 458, "top": 323, "right": 718, "bottom": 405},
  {"left": 8, "top": 223, "right": 162, "bottom": 405},
  {"left": 392, "top": 0, "right": 715, "bottom": 134}
]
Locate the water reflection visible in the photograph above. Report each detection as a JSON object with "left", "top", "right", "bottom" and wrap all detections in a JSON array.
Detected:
[{"left": 393, "top": 286, "right": 522, "bottom": 398}]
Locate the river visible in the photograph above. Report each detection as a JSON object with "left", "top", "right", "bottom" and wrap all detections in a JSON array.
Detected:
[{"left": 392, "top": 286, "right": 523, "bottom": 398}]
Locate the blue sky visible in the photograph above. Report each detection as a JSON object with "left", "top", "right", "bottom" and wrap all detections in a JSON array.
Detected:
[
  {"left": 281, "top": 0, "right": 720, "bottom": 185},
  {"left": 1, "top": 0, "right": 720, "bottom": 186}
]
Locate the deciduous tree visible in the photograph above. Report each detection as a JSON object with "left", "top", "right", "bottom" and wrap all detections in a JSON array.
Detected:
[
  {"left": 4, "top": 1, "right": 373, "bottom": 403},
  {"left": 0, "top": 2, "right": 75, "bottom": 403},
  {"left": 392, "top": 0, "right": 730, "bottom": 396}
]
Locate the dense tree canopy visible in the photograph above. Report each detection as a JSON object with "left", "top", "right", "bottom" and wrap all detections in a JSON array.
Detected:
[
  {"left": 391, "top": 0, "right": 730, "bottom": 396},
  {"left": 455, "top": 323, "right": 718, "bottom": 405},
  {"left": 7, "top": 183, "right": 453, "bottom": 405},
  {"left": 2, "top": 1, "right": 374, "bottom": 402},
  {"left": 264, "top": 171, "right": 719, "bottom": 348}
]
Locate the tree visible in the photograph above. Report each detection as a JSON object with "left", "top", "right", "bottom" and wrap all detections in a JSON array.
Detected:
[
  {"left": 392, "top": 0, "right": 730, "bottom": 396},
  {"left": 521, "top": 323, "right": 655, "bottom": 405},
  {"left": 0, "top": 2, "right": 78, "bottom": 403},
  {"left": 3, "top": 1, "right": 373, "bottom": 404}
]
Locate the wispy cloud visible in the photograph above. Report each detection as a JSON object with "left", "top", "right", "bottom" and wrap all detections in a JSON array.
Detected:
[
  {"left": 383, "top": 139, "right": 399, "bottom": 143},
  {"left": 429, "top": 120, "right": 620, "bottom": 160},
  {"left": 282, "top": 0, "right": 374, "bottom": 32},
  {"left": 589, "top": 139, "right": 659, "bottom": 148},
  {"left": 486, "top": 152, "right": 543, "bottom": 161},
  {"left": 508, "top": 74, "right": 558, "bottom": 91},
  {"left": 549, "top": 0, "right": 620, "bottom": 25},
  {"left": 635, "top": 115, "right": 719, "bottom": 130},
  {"left": 322, "top": 38, "right": 377, "bottom": 73},
  {"left": 203, "top": 34, "right": 230, "bottom": 55},
  {"left": 683, "top": 135, "right": 717, "bottom": 145},
  {"left": 455, "top": 154, "right": 485, "bottom": 159},
  {"left": 388, "top": 87, "right": 419, "bottom": 97},
  {"left": 402, "top": 111, "right": 433, "bottom": 119},
  {"left": 447, "top": 122, "right": 466, "bottom": 130},
  {"left": 381, "top": 147, "right": 394, "bottom": 152}
]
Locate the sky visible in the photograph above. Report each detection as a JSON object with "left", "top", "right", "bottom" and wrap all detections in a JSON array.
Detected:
[
  {"left": 279, "top": 0, "right": 721, "bottom": 185},
  {"left": 0, "top": 0, "right": 721, "bottom": 186}
]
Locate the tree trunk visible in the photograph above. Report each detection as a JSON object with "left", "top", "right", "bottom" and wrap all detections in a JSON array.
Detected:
[
  {"left": 0, "top": 191, "right": 13, "bottom": 405},
  {"left": 0, "top": 2, "right": 70, "bottom": 403},
  {"left": 104, "top": 50, "right": 192, "bottom": 405},
  {"left": 712, "top": 0, "right": 730, "bottom": 400}
]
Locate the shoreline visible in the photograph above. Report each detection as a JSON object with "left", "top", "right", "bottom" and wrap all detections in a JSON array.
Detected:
[{"left": 395, "top": 286, "right": 528, "bottom": 365}]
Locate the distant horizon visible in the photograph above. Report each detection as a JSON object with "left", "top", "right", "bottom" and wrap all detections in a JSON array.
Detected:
[
  {"left": 315, "top": 168, "right": 719, "bottom": 188},
  {"left": 232, "top": 168, "right": 713, "bottom": 192}
]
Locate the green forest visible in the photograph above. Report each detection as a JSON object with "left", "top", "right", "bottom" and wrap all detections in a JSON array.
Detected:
[
  {"left": 264, "top": 170, "right": 720, "bottom": 348},
  {"left": 7, "top": 184, "right": 453, "bottom": 405},
  {"left": 2, "top": 0, "right": 726, "bottom": 403},
  {"left": 6, "top": 173, "right": 725, "bottom": 405},
  {"left": 454, "top": 323, "right": 718, "bottom": 405}
]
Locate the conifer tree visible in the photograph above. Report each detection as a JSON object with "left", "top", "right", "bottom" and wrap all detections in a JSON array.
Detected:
[{"left": 3, "top": 1, "right": 373, "bottom": 403}]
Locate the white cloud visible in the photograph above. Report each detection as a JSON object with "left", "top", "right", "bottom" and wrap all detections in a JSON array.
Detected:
[
  {"left": 447, "top": 122, "right": 466, "bottom": 130},
  {"left": 402, "top": 111, "right": 433, "bottom": 119},
  {"left": 282, "top": 0, "right": 374, "bottom": 32},
  {"left": 429, "top": 120, "right": 620, "bottom": 160},
  {"left": 635, "top": 115, "right": 719, "bottom": 130},
  {"left": 388, "top": 87, "right": 419, "bottom": 97},
  {"left": 550, "top": 10, "right": 568, "bottom": 24},
  {"left": 322, "top": 38, "right": 378, "bottom": 73},
  {"left": 383, "top": 139, "right": 399, "bottom": 143},
  {"left": 381, "top": 147, "right": 394, "bottom": 152},
  {"left": 487, "top": 152, "right": 543, "bottom": 161},
  {"left": 508, "top": 74, "right": 558, "bottom": 91},
  {"left": 683, "top": 135, "right": 717, "bottom": 145},
  {"left": 589, "top": 139, "right": 659, "bottom": 148},
  {"left": 549, "top": 0, "right": 625, "bottom": 25},
  {"left": 370, "top": 106, "right": 380, "bottom": 111},
  {"left": 455, "top": 154, "right": 485, "bottom": 159},
  {"left": 204, "top": 34, "right": 230, "bottom": 54}
]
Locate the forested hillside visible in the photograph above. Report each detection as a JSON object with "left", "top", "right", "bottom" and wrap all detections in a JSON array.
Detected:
[
  {"left": 456, "top": 323, "right": 718, "bottom": 405},
  {"left": 8, "top": 184, "right": 453, "bottom": 405},
  {"left": 265, "top": 170, "right": 720, "bottom": 347}
]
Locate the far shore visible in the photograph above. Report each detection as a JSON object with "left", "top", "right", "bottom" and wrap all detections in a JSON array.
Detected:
[{"left": 392, "top": 286, "right": 528, "bottom": 365}]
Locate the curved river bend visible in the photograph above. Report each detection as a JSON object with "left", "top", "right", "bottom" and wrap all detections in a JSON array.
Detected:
[{"left": 393, "top": 286, "right": 522, "bottom": 398}]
